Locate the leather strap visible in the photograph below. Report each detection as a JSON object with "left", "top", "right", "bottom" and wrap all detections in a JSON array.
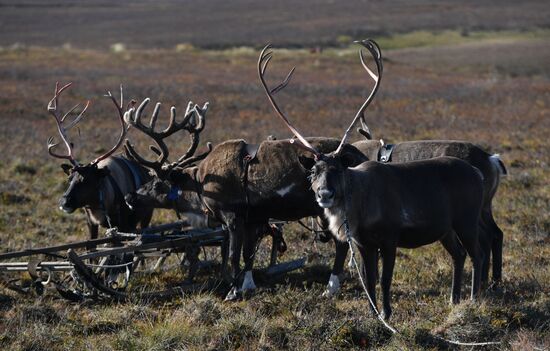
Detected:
[{"left": 118, "top": 157, "right": 142, "bottom": 190}]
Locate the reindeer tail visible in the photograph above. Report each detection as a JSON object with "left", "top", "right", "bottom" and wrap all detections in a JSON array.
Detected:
[{"left": 490, "top": 154, "right": 507, "bottom": 176}]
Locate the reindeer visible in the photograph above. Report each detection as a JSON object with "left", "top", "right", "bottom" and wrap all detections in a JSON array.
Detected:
[
  {"left": 288, "top": 40, "right": 506, "bottom": 295},
  {"left": 260, "top": 39, "right": 485, "bottom": 319},
  {"left": 46, "top": 83, "right": 153, "bottom": 239},
  {"left": 329, "top": 39, "right": 506, "bottom": 288}
]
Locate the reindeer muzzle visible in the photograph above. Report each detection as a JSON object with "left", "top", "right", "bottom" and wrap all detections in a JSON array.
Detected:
[
  {"left": 58, "top": 197, "right": 76, "bottom": 213},
  {"left": 316, "top": 188, "right": 335, "bottom": 208}
]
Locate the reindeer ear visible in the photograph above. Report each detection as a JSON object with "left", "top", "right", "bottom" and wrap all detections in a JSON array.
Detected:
[
  {"left": 169, "top": 171, "right": 194, "bottom": 189},
  {"left": 338, "top": 144, "right": 367, "bottom": 168},
  {"left": 98, "top": 167, "right": 111, "bottom": 177},
  {"left": 339, "top": 153, "right": 358, "bottom": 168},
  {"left": 298, "top": 155, "right": 316, "bottom": 170},
  {"left": 61, "top": 164, "right": 72, "bottom": 175},
  {"left": 357, "top": 127, "right": 372, "bottom": 140}
]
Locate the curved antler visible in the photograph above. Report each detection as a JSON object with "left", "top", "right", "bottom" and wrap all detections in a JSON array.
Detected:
[
  {"left": 46, "top": 82, "right": 90, "bottom": 166},
  {"left": 257, "top": 44, "right": 321, "bottom": 158},
  {"left": 173, "top": 142, "right": 213, "bottom": 170},
  {"left": 124, "top": 98, "right": 210, "bottom": 176},
  {"left": 91, "top": 85, "right": 130, "bottom": 165},
  {"left": 335, "top": 39, "right": 383, "bottom": 154},
  {"left": 175, "top": 102, "right": 209, "bottom": 164}
]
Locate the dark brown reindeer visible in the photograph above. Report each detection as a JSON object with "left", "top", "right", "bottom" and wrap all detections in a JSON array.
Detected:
[
  {"left": 122, "top": 104, "right": 368, "bottom": 300},
  {"left": 122, "top": 97, "right": 213, "bottom": 222},
  {"left": 47, "top": 83, "right": 153, "bottom": 239},
  {"left": 302, "top": 41, "right": 506, "bottom": 295},
  {"left": 340, "top": 39, "right": 506, "bottom": 287},
  {"left": 261, "top": 39, "right": 485, "bottom": 319}
]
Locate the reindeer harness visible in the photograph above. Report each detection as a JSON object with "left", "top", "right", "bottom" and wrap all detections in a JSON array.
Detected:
[{"left": 378, "top": 143, "right": 394, "bottom": 163}]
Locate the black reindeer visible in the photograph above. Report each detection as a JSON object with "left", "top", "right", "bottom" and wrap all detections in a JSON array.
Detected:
[
  {"left": 261, "top": 40, "right": 485, "bottom": 319},
  {"left": 47, "top": 83, "right": 153, "bottom": 239}
]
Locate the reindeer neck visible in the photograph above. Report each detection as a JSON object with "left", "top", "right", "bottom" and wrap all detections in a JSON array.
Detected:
[{"left": 173, "top": 167, "right": 210, "bottom": 216}]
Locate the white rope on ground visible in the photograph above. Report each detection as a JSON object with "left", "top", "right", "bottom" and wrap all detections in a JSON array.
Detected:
[
  {"left": 343, "top": 218, "right": 501, "bottom": 348},
  {"left": 433, "top": 336, "right": 501, "bottom": 347}
]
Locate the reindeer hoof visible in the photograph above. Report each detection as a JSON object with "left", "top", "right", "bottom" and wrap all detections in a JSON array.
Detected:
[
  {"left": 322, "top": 274, "right": 340, "bottom": 298},
  {"left": 488, "top": 280, "right": 502, "bottom": 292},
  {"left": 224, "top": 287, "right": 241, "bottom": 301},
  {"left": 450, "top": 296, "right": 460, "bottom": 305},
  {"left": 381, "top": 308, "right": 392, "bottom": 321}
]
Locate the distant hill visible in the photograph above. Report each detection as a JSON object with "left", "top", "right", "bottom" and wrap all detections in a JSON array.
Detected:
[{"left": 1, "top": 0, "right": 549, "bottom": 49}]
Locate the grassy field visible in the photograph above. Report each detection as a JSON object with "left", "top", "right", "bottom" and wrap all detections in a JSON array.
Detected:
[{"left": 0, "top": 28, "right": 549, "bottom": 350}]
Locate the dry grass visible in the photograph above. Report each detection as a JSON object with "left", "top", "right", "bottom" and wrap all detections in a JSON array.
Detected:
[{"left": 0, "top": 30, "right": 549, "bottom": 350}]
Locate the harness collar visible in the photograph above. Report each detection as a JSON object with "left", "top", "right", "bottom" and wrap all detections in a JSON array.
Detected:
[
  {"left": 378, "top": 143, "right": 394, "bottom": 163},
  {"left": 119, "top": 157, "right": 142, "bottom": 189},
  {"left": 192, "top": 168, "right": 213, "bottom": 216},
  {"left": 167, "top": 184, "right": 182, "bottom": 201},
  {"left": 166, "top": 184, "right": 183, "bottom": 220}
]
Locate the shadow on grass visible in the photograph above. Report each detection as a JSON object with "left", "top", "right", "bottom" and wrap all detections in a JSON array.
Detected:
[
  {"left": 0, "top": 293, "right": 15, "bottom": 311},
  {"left": 255, "top": 263, "right": 331, "bottom": 290}
]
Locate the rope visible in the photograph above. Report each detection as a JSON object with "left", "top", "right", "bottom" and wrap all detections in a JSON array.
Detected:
[
  {"left": 344, "top": 219, "right": 398, "bottom": 334},
  {"left": 341, "top": 169, "right": 500, "bottom": 347},
  {"left": 432, "top": 336, "right": 501, "bottom": 347}
]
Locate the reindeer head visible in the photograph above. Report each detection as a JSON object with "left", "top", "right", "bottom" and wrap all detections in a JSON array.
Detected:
[
  {"left": 124, "top": 176, "right": 173, "bottom": 210},
  {"left": 258, "top": 39, "right": 383, "bottom": 209},
  {"left": 58, "top": 164, "right": 111, "bottom": 212},
  {"left": 47, "top": 83, "right": 129, "bottom": 213},
  {"left": 122, "top": 98, "right": 211, "bottom": 213},
  {"left": 306, "top": 150, "right": 361, "bottom": 208}
]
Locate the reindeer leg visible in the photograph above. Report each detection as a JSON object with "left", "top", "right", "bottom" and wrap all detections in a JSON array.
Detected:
[
  {"left": 241, "top": 223, "right": 259, "bottom": 293},
  {"left": 484, "top": 209, "right": 503, "bottom": 285},
  {"left": 224, "top": 215, "right": 245, "bottom": 301},
  {"left": 440, "top": 233, "right": 466, "bottom": 304},
  {"left": 469, "top": 242, "right": 483, "bottom": 300},
  {"left": 380, "top": 243, "right": 396, "bottom": 320},
  {"left": 359, "top": 245, "right": 379, "bottom": 315},
  {"left": 477, "top": 218, "right": 492, "bottom": 286},
  {"left": 456, "top": 225, "right": 483, "bottom": 300},
  {"left": 138, "top": 207, "right": 153, "bottom": 230},
  {"left": 323, "top": 238, "right": 348, "bottom": 297}
]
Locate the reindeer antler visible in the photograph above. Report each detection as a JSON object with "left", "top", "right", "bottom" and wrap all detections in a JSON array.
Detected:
[
  {"left": 257, "top": 44, "right": 321, "bottom": 158},
  {"left": 47, "top": 82, "right": 90, "bottom": 166},
  {"left": 47, "top": 83, "right": 131, "bottom": 167},
  {"left": 335, "top": 39, "right": 383, "bottom": 153},
  {"left": 124, "top": 98, "right": 210, "bottom": 175},
  {"left": 91, "top": 85, "right": 131, "bottom": 165}
]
